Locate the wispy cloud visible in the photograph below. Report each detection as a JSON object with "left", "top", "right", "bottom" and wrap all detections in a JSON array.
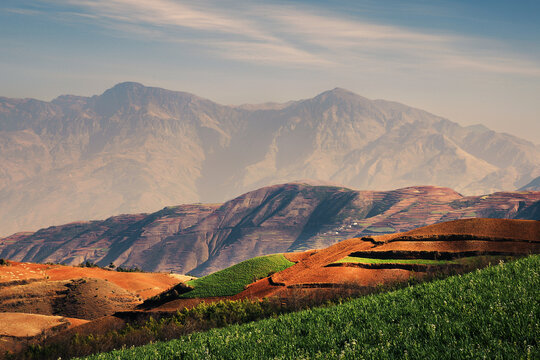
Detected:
[
  {"left": 34, "top": 0, "right": 540, "bottom": 75},
  {"left": 4, "top": 7, "right": 42, "bottom": 16}
]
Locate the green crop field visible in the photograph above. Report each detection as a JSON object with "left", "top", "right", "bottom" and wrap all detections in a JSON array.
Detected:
[
  {"left": 83, "top": 255, "right": 539, "bottom": 360},
  {"left": 181, "top": 254, "right": 294, "bottom": 298},
  {"left": 334, "top": 256, "right": 456, "bottom": 265}
]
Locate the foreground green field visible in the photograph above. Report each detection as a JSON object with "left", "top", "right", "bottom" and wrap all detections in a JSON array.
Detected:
[
  {"left": 181, "top": 254, "right": 294, "bottom": 298},
  {"left": 84, "top": 255, "right": 539, "bottom": 359}
]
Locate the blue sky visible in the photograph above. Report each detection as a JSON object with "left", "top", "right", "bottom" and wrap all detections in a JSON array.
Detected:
[{"left": 1, "top": 0, "right": 539, "bottom": 143}]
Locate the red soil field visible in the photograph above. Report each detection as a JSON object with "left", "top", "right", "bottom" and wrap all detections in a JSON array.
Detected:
[
  {"left": 0, "top": 261, "right": 190, "bottom": 299},
  {"left": 236, "top": 218, "right": 539, "bottom": 299},
  {"left": 0, "top": 261, "right": 190, "bottom": 353},
  {"left": 145, "top": 219, "right": 539, "bottom": 309}
]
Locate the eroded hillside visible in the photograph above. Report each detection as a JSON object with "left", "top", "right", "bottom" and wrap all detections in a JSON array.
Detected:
[{"left": 1, "top": 183, "right": 538, "bottom": 276}]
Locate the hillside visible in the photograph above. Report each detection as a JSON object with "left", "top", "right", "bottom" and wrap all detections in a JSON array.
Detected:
[
  {"left": 255, "top": 218, "right": 540, "bottom": 300},
  {"left": 0, "top": 260, "right": 188, "bottom": 355},
  {"left": 5, "top": 218, "right": 538, "bottom": 359},
  {"left": 1, "top": 83, "right": 539, "bottom": 236},
  {"left": 0, "top": 313, "right": 88, "bottom": 355},
  {"left": 0, "top": 260, "right": 188, "bottom": 319},
  {"left": 147, "top": 218, "right": 538, "bottom": 305},
  {"left": 84, "top": 254, "right": 540, "bottom": 360},
  {"left": 1, "top": 183, "right": 539, "bottom": 276}
]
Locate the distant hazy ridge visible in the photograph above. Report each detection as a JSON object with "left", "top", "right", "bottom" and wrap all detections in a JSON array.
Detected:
[{"left": 0, "top": 82, "right": 539, "bottom": 235}]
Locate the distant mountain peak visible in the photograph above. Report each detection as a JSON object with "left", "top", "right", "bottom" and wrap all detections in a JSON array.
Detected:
[
  {"left": 328, "top": 87, "right": 356, "bottom": 94},
  {"left": 310, "top": 87, "right": 371, "bottom": 106},
  {"left": 110, "top": 81, "right": 145, "bottom": 91},
  {"left": 318, "top": 87, "right": 360, "bottom": 98},
  {"left": 92, "top": 82, "right": 202, "bottom": 117},
  {"left": 99, "top": 81, "right": 148, "bottom": 98},
  {"left": 518, "top": 176, "right": 540, "bottom": 191}
]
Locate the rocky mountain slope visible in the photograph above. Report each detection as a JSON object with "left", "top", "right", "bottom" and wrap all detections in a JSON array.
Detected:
[
  {"left": 1, "top": 82, "right": 539, "bottom": 236},
  {"left": 1, "top": 183, "right": 538, "bottom": 276},
  {"left": 519, "top": 176, "right": 540, "bottom": 191}
]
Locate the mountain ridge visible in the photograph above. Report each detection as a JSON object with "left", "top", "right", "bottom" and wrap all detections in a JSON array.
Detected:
[
  {"left": 0, "top": 83, "right": 539, "bottom": 236},
  {"left": 1, "top": 182, "right": 538, "bottom": 276}
]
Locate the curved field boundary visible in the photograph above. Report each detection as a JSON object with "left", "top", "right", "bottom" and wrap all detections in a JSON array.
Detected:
[
  {"left": 385, "top": 235, "right": 540, "bottom": 243},
  {"left": 326, "top": 262, "right": 462, "bottom": 272},
  {"left": 285, "top": 282, "right": 370, "bottom": 289},
  {"left": 348, "top": 250, "right": 528, "bottom": 260}
]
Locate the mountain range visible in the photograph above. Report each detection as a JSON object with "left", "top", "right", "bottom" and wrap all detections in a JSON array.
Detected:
[
  {"left": 1, "top": 82, "right": 539, "bottom": 236},
  {"left": 1, "top": 182, "right": 538, "bottom": 276}
]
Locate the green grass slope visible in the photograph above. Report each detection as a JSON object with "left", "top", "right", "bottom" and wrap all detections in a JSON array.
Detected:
[
  {"left": 85, "top": 255, "right": 539, "bottom": 360},
  {"left": 181, "top": 254, "right": 294, "bottom": 298}
]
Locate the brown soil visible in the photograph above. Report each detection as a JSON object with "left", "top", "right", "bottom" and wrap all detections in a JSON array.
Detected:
[
  {"left": 0, "top": 277, "right": 142, "bottom": 320},
  {"left": 0, "top": 313, "right": 70, "bottom": 338},
  {"left": 232, "top": 278, "right": 280, "bottom": 300},
  {"left": 0, "top": 263, "right": 186, "bottom": 356},
  {"left": 231, "top": 219, "right": 539, "bottom": 300},
  {"left": 53, "top": 278, "right": 141, "bottom": 320},
  {"left": 45, "top": 267, "right": 189, "bottom": 299},
  {"left": 44, "top": 315, "right": 126, "bottom": 342},
  {"left": 0, "top": 261, "right": 189, "bottom": 319},
  {"left": 377, "top": 218, "right": 540, "bottom": 242},
  {"left": 0, "top": 261, "right": 187, "bottom": 299},
  {"left": 360, "top": 240, "right": 539, "bottom": 255},
  {"left": 0, "top": 312, "right": 89, "bottom": 354},
  {"left": 284, "top": 250, "right": 318, "bottom": 263},
  {"left": 151, "top": 297, "right": 227, "bottom": 312}
]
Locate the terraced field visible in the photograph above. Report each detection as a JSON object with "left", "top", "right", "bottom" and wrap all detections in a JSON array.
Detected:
[
  {"left": 182, "top": 254, "right": 294, "bottom": 298},
  {"left": 83, "top": 255, "right": 540, "bottom": 359},
  {"left": 143, "top": 254, "right": 295, "bottom": 307},
  {"left": 4, "top": 219, "right": 538, "bottom": 359},
  {"left": 333, "top": 256, "right": 457, "bottom": 265}
]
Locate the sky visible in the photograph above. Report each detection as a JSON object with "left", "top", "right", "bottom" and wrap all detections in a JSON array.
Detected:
[{"left": 1, "top": 0, "right": 539, "bottom": 143}]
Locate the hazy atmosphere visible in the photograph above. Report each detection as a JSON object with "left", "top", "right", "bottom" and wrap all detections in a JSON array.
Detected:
[{"left": 1, "top": 0, "right": 539, "bottom": 143}]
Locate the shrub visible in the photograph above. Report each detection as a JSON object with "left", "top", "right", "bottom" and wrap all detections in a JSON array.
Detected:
[{"left": 116, "top": 266, "right": 143, "bottom": 272}]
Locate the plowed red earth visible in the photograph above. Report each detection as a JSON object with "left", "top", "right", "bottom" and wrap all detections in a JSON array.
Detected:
[
  {"left": 389, "top": 218, "right": 539, "bottom": 240},
  {"left": 151, "top": 219, "right": 538, "bottom": 309},
  {"left": 235, "top": 218, "right": 539, "bottom": 298},
  {"left": 0, "top": 262, "right": 189, "bottom": 299},
  {"left": 0, "top": 262, "right": 189, "bottom": 353},
  {"left": 284, "top": 250, "right": 317, "bottom": 263}
]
